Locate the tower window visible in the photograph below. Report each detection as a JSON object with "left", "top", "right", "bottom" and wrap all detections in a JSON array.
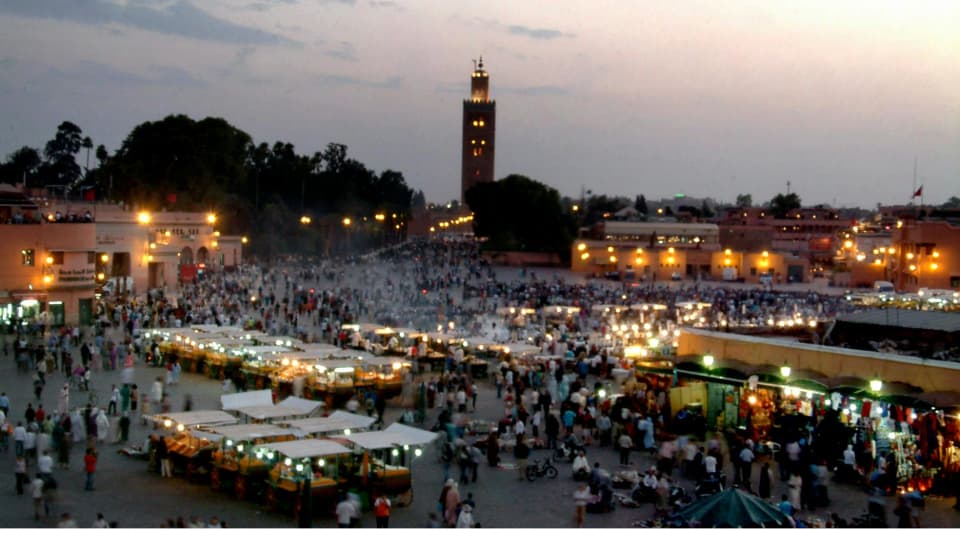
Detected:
[
  {"left": 480, "top": 140, "right": 486, "bottom": 145},
  {"left": 473, "top": 148, "right": 483, "bottom": 157},
  {"left": 472, "top": 120, "right": 478, "bottom": 127},
  {"left": 479, "top": 119, "right": 485, "bottom": 127}
]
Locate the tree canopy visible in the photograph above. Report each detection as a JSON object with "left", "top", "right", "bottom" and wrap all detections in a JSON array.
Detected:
[
  {"left": 767, "top": 192, "right": 802, "bottom": 218},
  {"left": 466, "top": 174, "right": 576, "bottom": 261}
]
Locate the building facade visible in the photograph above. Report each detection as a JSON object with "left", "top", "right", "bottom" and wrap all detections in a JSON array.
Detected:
[
  {"left": 570, "top": 220, "right": 810, "bottom": 283},
  {"left": 0, "top": 185, "right": 96, "bottom": 326},
  {"left": 461, "top": 58, "right": 496, "bottom": 203}
]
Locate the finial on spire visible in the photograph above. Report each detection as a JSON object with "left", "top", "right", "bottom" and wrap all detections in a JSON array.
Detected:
[{"left": 478, "top": 56, "right": 484, "bottom": 70}]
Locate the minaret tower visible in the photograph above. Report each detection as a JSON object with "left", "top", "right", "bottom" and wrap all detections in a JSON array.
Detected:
[{"left": 461, "top": 57, "right": 496, "bottom": 204}]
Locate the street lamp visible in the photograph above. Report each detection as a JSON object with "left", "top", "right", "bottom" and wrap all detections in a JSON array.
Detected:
[
  {"left": 137, "top": 211, "right": 151, "bottom": 225},
  {"left": 870, "top": 378, "right": 883, "bottom": 393},
  {"left": 300, "top": 216, "right": 312, "bottom": 225},
  {"left": 342, "top": 217, "right": 352, "bottom": 227},
  {"left": 206, "top": 213, "right": 217, "bottom": 225},
  {"left": 702, "top": 354, "right": 714, "bottom": 368}
]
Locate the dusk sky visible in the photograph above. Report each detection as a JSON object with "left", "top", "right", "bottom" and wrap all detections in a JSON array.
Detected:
[{"left": 0, "top": 0, "right": 957, "bottom": 207}]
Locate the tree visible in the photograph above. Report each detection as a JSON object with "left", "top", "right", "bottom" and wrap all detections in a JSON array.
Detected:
[
  {"left": 735, "top": 193, "right": 752, "bottom": 208},
  {"left": 767, "top": 192, "right": 802, "bottom": 218},
  {"left": 941, "top": 196, "right": 960, "bottom": 209},
  {"left": 0, "top": 146, "right": 41, "bottom": 185},
  {"left": 43, "top": 121, "right": 84, "bottom": 187},
  {"left": 466, "top": 174, "right": 576, "bottom": 261},
  {"left": 95, "top": 144, "right": 109, "bottom": 167},
  {"left": 81, "top": 136, "right": 93, "bottom": 176},
  {"left": 634, "top": 195, "right": 648, "bottom": 215}
]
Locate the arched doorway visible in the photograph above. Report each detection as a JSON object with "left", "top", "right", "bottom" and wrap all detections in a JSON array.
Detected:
[
  {"left": 180, "top": 246, "right": 194, "bottom": 265},
  {"left": 197, "top": 246, "right": 209, "bottom": 264}
]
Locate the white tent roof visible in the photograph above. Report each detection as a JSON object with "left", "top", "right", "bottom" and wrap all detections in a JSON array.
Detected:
[
  {"left": 278, "top": 396, "right": 324, "bottom": 415},
  {"left": 281, "top": 411, "right": 376, "bottom": 435},
  {"left": 221, "top": 390, "right": 273, "bottom": 411},
  {"left": 343, "top": 431, "right": 399, "bottom": 450},
  {"left": 235, "top": 405, "right": 306, "bottom": 421},
  {"left": 383, "top": 423, "right": 440, "bottom": 446},
  {"left": 255, "top": 439, "right": 352, "bottom": 459},
  {"left": 204, "top": 424, "right": 297, "bottom": 441},
  {"left": 160, "top": 410, "right": 238, "bottom": 428}
]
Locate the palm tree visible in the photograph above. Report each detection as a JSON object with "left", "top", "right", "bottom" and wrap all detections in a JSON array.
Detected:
[{"left": 82, "top": 136, "right": 93, "bottom": 177}]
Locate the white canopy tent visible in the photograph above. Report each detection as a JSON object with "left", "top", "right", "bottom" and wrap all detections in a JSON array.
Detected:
[
  {"left": 221, "top": 390, "right": 273, "bottom": 411},
  {"left": 204, "top": 424, "right": 298, "bottom": 441},
  {"left": 382, "top": 423, "right": 439, "bottom": 447},
  {"left": 253, "top": 439, "right": 352, "bottom": 459},
  {"left": 281, "top": 411, "right": 376, "bottom": 436}
]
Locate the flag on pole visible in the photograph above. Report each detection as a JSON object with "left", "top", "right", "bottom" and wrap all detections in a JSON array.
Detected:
[{"left": 913, "top": 185, "right": 923, "bottom": 198}]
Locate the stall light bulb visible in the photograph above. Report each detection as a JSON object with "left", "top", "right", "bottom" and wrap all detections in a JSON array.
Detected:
[
  {"left": 391, "top": 449, "right": 399, "bottom": 457},
  {"left": 177, "top": 424, "right": 185, "bottom": 432},
  {"left": 226, "top": 440, "right": 234, "bottom": 447},
  {"left": 414, "top": 448, "right": 422, "bottom": 457},
  {"left": 318, "top": 459, "right": 325, "bottom": 467},
  {"left": 403, "top": 445, "right": 410, "bottom": 451},
  {"left": 824, "top": 399, "right": 831, "bottom": 406},
  {"left": 344, "top": 429, "right": 351, "bottom": 436},
  {"left": 284, "top": 458, "right": 292, "bottom": 466},
  {"left": 267, "top": 452, "right": 275, "bottom": 460},
  {"left": 295, "top": 464, "right": 304, "bottom": 472},
  {"left": 163, "top": 419, "right": 172, "bottom": 428},
  {"left": 236, "top": 445, "right": 244, "bottom": 453}
]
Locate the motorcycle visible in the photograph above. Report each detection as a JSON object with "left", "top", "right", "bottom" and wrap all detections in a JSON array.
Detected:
[
  {"left": 525, "top": 457, "right": 559, "bottom": 482},
  {"left": 554, "top": 439, "right": 585, "bottom": 462}
]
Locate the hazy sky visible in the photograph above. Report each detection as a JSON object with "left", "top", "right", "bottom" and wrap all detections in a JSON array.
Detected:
[{"left": 0, "top": 0, "right": 957, "bottom": 206}]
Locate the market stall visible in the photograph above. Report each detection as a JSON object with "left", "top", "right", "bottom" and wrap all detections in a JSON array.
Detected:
[
  {"left": 205, "top": 424, "right": 299, "bottom": 499},
  {"left": 254, "top": 439, "right": 353, "bottom": 518},
  {"left": 341, "top": 431, "right": 413, "bottom": 499}
]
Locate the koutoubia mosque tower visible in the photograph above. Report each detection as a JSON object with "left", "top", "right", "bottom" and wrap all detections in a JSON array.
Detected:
[{"left": 461, "top": 57, "right": 496, "bottom": 203}]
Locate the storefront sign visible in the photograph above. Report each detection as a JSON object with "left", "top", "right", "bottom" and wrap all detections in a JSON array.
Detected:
[{"left": 57, "top": 267, "right": 95, "bottom": 285}]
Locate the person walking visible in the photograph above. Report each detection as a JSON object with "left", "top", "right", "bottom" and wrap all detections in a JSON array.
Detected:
[
  {"left": 618, "top": 432, "right": 633, "bottom": 466},
  {"left": 514, "top": 438, "right": 530, "bottom": 481},
  {"left": 107, "top": 386, "right": 119, "bottom": 417},
  {"left": 738, "top": 444, "right": 755, "bottom": 490},
  {"left": 31, "top": 474, "right": 47, "bottom": 520},
  {"left": 373, "top": 493, "right": 391, "bottom": 528},
  {"left": 15, "top": 455, "right": 27, "bottom": 495},
  {"left": 83, "top": 448, "right": 96, "bottom": 490},
  {"left": 759, "top": 462, "right": 772, "bottom": 499},
  {"left": 573, "top": 483, "right": 592, "bottom": 528},
  {"left": 335, "top": 496, "right": 353, "bottom": 528}
]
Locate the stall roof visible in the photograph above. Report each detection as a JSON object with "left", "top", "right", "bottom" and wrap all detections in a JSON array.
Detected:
[
  {"left": 159, "top": 410, "right": 238, "bottom": 428},
  {"left": 383, "top": 423, "right": 440, "bottom": 446},
  {"left": 256, "top": 439, "right": 352, "bottom": 459},
  {"left": 278, "top": 396, "right": 324, "bottom": 415},
  {"left": 282, "top": 411, "right": 376, "bottom": 434},
  {"left": 204, "top": 424, "right": 298, "bottom": 440},
  {"left": 343, "top": 431, "right": 399, "bottom": 450},
  {"left": 362, "top": 356, "right": 410, "bottom": 367},
  {"left": 836, "top": 309, "right": 960, "bottom": 334},
  {"left": 235, "top": 405, "right": 307, "bottom": 420},
  {"left": 221, "top": 390, "right": 273, "bottom": 411}
]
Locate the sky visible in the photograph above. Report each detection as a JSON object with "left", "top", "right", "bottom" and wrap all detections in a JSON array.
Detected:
[{"left": 0, "top": 0, "right": 957, "bottom": 207}]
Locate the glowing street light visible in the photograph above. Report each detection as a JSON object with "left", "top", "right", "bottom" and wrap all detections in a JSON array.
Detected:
[
  {"left": 374, "top": 213, "right": 385, "bottom": 221},
  {"left": 780, "top": 362, "right": 791, "bottom": 378},
  {"left": 137, "top": 211, "right": 151, "bottom": 225},
  {"left": 342, "top": 217, "right": 352, "bottom": 227},
  {"left": 206, "top": 213, "right": 217, "bottom": 224},
  {"left": 703, "top": 354, "right": 715, "bottom": 367},
  {"left": 300, "top": 216, "right": 312, "bottom": 225}
]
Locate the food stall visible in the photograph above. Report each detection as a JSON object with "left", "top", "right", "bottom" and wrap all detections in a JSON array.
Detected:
[
  {"left": 341, "top": 431, "right": 413, "bottom": 501},
  {"left": 152, "top": 410, "right": 238, "bottom": 480},
  {"left": 359, "top": 356, "right": 411, "bottom": 398},
  {"left": 255, "top": 439, "right": 354, "bottom": 518},
  {"left": 206, "top": 424, "right": 299, "bottom": 499}
]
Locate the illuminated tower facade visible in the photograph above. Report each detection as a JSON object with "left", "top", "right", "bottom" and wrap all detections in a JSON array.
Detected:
[{"left": 461, "top": 57, "right": 496, "bottom": 203}]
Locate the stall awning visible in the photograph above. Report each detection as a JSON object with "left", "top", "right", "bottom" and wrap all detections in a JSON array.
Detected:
[
  {"left": 235, "top": 405, "right": 306, "bottom": 420},
  {"left": 221, "top": 389, "right": 273, "bottom": 411},
  {"left": 281, "top": 411, "right": 377, "bottom": 435},
  {"left": 278, "top": 396, "right": 324, "bottom": 416},
  {"left": 383, "top": 423, "right": 440, "bottom": 446},
  {"left": 204, "top": 424, "right": 297, "bottom": 440},
  {"left": 343, "top": 431, "right": 400, "bottom": 450},
  {"left": 256, "top": 439, "right": 352, "bottom": 459},
  {"left": 158, "top": 410, "right": 238, "bottom": 428}
]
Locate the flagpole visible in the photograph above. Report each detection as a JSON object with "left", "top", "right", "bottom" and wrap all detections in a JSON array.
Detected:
[{"left": 912, "top": 157, "right": 917, "bottom": 207}]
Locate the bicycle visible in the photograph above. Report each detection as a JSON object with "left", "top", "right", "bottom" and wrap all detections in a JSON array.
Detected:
[{"left": 525, "top": 457, "right": 559, "bottom": 482}]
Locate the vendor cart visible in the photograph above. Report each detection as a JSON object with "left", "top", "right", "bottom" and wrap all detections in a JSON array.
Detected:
[
  {"left": 254, "top": 439, "right": 353, "bottom": 520},
  {"left": 205, "top": 424, "right": 298, "bottom": 500}
]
